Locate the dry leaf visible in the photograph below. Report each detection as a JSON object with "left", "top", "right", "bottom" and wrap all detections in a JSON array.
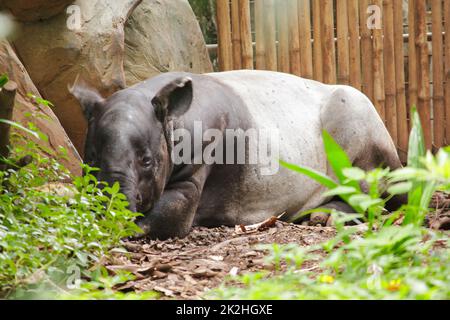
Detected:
[{"left": 235, "top": 213, "right": 284, "bottom": 235}]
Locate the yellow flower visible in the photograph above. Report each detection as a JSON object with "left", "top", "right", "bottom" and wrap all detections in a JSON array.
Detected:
[
  {"left": 319, "top": 275, "right": 335, "bottom": 284},
  {"left": 387, "top": 279, "right": 402, "bottom": 292}
]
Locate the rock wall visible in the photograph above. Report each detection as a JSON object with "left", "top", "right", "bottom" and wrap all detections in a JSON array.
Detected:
[
  {"left": 9, "top": 0, "right": 213, "bottom": 155},
  {"left": 124, "top": 0, "right": 213, "bottom": 85},
  {"left": 0, "top": 41, "right": 81, "bottom": 175},
  {"left": 1, "top": 0, "right": 73, "bottom": 22}
]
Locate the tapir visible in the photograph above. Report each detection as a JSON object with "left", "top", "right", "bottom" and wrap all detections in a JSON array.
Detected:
[{"left": 71, "top": 70, "right": 403, "bottom": 239}]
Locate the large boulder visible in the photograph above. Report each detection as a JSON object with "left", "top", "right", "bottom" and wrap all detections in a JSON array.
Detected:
[
  {"left": 0, "top": 0, "right": 74, "bottom": 22},
  {"left": 124, "top": 0, "right": 213, "bottom": 85},
  {"left": 11, "top": 0, "right": 213, "bottom": 155},
  {"left": 0, "top": 41, "right": 81, "bottom": 175}
]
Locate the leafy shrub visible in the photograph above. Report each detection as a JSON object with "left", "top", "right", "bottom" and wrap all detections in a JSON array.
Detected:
[
  {"left": 210, "top": 108, "right": 450, "bottom": 300},
  {"left": 0, "top": 118, "right": 144, "bottom": 299}
]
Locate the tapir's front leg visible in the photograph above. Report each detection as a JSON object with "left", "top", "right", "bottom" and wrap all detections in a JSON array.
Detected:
[{"left": 135, "top": 165, "right": 210, "bottom": 239}]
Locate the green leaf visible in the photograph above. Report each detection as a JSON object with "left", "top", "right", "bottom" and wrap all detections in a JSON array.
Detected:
[
  {"left": 27, "top": 93, "right": 55, "bottom": 108},
  {"left": 348, "top": 194, "right": 372, "bottom": 209},
  {"left": 358, "top": 198, "right": 383, "bottom": 212},
  {"left": 0, "top": 73, "right": 8, "bottom": 88},
  {"left": 387, "top": 182, "right": 413, "bottom": 195},
  {"left": 0, "top": 119, "right": 40, "bottom": 140},
  {"left": 322, "top": 130, "right": 361, "bottom": 191},
  {"left": 342, "top": 167, "right": 366, "bottom": 181},
  {"left": 280, "top": 160, "right": 337, "bottom": 189},
  {"left": 408, "top": 106, "right": 426, "bottom": 168},
  {"left": 111, "top": 182, "right": 120, "bottom": 194},
  {"left": 323, "top": 186, "right": 358, "bottom": 198}
]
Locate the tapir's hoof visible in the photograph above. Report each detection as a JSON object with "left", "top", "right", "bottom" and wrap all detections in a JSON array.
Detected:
[
  {"left": 309, "top": 212, "right": 333, "bottom": 227},
  {"left": 131, "top": 220, "right": 151, "bottom": 240}
]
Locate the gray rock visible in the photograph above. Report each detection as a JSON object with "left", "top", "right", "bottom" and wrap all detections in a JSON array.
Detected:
[
  {"left": 1, "top": 0, "right": 74, "bottom": 22},
  {"left": 11, "top": 0, "right": 212, "bottom": 155},
  {"left": 0, "top": 40, "right": 81, "bottom": 174}
]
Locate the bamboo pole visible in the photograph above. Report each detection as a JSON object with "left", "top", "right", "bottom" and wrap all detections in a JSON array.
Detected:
[
  {"left": 264, "top": 0, "right": 277, "bottom": 71},
  {"left": 239, "top": 0, "right": 253, "bottom": 69},
  {"left": 336, "top": 0, "right": 350, "bottom": 85},
  {"left": 359, "top": 0, "right": 374, "bottom": 101},
  {"left": 431, "top": 0, "right": 445, "bottom": 149},
  {"left": 255, "top": 0, "right": 266, "bottom": 70},
  {"left": 298, "top": 0, "right": 313, "bottom": 79},
  {"left": 277, "top": 0, "right": 290, "bottom": 73},
  {"left": 383, "top": 0, "right": 398, "bottom": 144},
  {"left": 321, "top": 0, "right": 336, "bottom": 84},
  {"left": 415, "top": 0, "right": 432, "bottom": 150},
  {"left": 216, "top": 0, "right": 233, "bottom": 71},
  {"left": 393, "top": 0, "right": 408, "bottom": 160},
  {"left": 312, "top": 0, "right": 323, "bottom": 81},
  {"left": 288, "top": 0, "right": 301, "bottom": 76},
  {"left": 231, "top": 0, "right": 242, "bottom": 69},
  {"left": 408, "top": 0, "right": 418, "bottom": 129},
  {"left": 444, "top": 0, "right": 450, "bottom": 145},
  {"left": 0, "top": 81, "right": 17, "bottom": 159},
  {"left": 372, "top": 0, "right": 385, "bottom": 120},
  {"left": 347, "top": 0, "right": 361, "bottom": 90}
]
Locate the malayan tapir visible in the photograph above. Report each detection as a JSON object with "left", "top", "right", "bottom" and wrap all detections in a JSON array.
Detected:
[{"left": 71, "top": 70, "right": 404, "bottom": 239}]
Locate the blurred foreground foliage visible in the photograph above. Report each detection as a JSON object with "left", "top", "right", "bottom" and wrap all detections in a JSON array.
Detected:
[{"left": 210, "top": 108, "right": 450, "bottom": 300}]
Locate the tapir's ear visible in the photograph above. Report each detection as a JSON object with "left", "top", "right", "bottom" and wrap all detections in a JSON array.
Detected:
[
  {"left": 151, "top": 77, "right": 193, "bottom": 122},
  {"left": 69, "top": 83, "right": 105, "bottom": 121}
]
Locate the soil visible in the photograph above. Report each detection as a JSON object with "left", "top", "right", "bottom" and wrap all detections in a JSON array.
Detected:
[
  {"left": 107, "top": 222, "right": 335, "bottom": 299},
  {"left": 106, "top": 192, "right": 450, "bottom": 300}
]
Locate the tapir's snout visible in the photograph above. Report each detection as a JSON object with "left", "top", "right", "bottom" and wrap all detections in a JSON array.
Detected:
[{"left": 97, "top": 170, "right": 140, "bottom": 211}]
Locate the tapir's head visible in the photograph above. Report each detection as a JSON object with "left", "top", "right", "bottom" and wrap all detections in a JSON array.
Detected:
[{"left": 70, "top": 76, "right": 193, "bottom": 213}]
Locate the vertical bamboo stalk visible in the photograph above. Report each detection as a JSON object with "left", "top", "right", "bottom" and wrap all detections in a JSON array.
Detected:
[
  {"left": 312, "top": 0, "right": 323, "bottom": 81},
  {"left": 288, "top": 0, "right": 301, "bottom": 76},
  {"left": 372, "top": 0, "right": 385, "bottom": 120},
  {"left": 415, "top": 0, "right": 432, "bottom": 150},
  {"left": 231, "top": 0, "right": 242, "bottom": 69},
  {"left": 264, "top": 0, "right": 277, "bottom": 71},
  {"left": 393, "top": 0, "right": 408, "bottom": 160},
  {"left": 347, "top": 0, "right": 361, "bottom": 90},
  {"left": 298, "top": 0, "right": 313, "bottom": 79},
  {"left": 444, "top": 0, "right": 450, "bottom": 144},
  {"left": 255, "top": 0, "right": 266, "bottom": 70},
  {"left": 360, "top": 0, "right": 374, "bottom": 101},
  {"left": 408, "top": 0, "right": 418, "bottom": 126},
  {"left": 321, "top": 0, "right": 337, "bottom": 84},
  {"left": 239, "top": 0, "right": 253, "bottom": 69},
  {"left": 383, "top": 0, "right": 398, "bottom": 144},
  {"left": 431, "top": 0, "right": 445, "bottom": 149},
  {"left": 216, "top": 0, "right": 233, "bottom": 71},
  {"left": 337, "top": 0, "right": 350, "bottom": 85},
  {"left": 277, "top": 0, "right": 290, "bottom": 73}
]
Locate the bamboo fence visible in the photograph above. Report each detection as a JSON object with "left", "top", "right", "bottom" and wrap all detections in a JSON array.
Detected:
[{"left": 215, "top": 0, "right": 450, "bottom": 156}]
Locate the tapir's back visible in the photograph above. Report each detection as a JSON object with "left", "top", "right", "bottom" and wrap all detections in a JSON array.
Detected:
[
  {"left": 206, "top": 70, "right": 330, "bottom": 169},
  {"left": 195, "top": 71, "right": 333, "bottom": 225},
  {"left": 195, "top": 70, "right": 396, "bottom": 226}
]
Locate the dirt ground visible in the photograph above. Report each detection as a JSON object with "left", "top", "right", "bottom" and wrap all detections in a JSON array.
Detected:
[
  {"left": 106, "top": 192, "right": 450, "bottom": 299},
  {"left": 106, "top": 222, "right": 335, "bottom": 299}
]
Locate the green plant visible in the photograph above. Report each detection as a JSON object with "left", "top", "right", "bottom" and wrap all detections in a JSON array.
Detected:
[
  {"left": 210, "top": 108, "right": 450, "bottom": 300},
  {"left": 0, "top": 73, "right": 8, "bottom": 88},
  {"left": 0, "top": 122, "right": 148, "bottom": 299}
]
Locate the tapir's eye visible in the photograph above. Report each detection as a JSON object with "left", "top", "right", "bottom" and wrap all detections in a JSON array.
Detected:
[{"left": 141, "top": 156, "right": 152, "bottom": 167}]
